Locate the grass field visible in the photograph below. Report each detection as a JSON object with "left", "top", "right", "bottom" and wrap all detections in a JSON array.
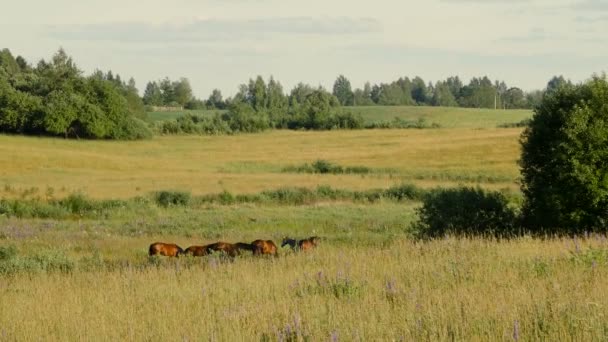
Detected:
[
  {"left": 0, "top": 212, "right": 606, "bottom": 340},
  {"left": 148, "top": 105, "right": 533, "bottom": 128},
  {"left": 0, "top": 128, "right": 522, "bottom": 199},
  {"left": 3, "top": 106, "right": 605, "bottom": 341}
]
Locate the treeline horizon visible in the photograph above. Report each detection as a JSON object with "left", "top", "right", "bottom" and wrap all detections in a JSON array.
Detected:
[
  {"left": 144, "top": 73, "right": 571, "bottom": 112},
  {"left": 0, "top": 47, "right": 575, "bottom": 139}
]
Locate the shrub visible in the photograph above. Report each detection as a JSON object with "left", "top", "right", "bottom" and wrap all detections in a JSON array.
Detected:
[
  {"left": 412, "top": 186, "right": 518, "bottom": 238},
  {"left": 154, "top": 190, "right": 191, "bottom": 207},
  {"left": 520, "top": 75, "right": 608, "bottom": 233},
  {"left": 384, "top": 183, "right": 424, "bottom": 201}
]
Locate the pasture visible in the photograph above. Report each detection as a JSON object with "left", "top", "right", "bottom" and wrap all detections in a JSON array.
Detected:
[
  {"left": 148, "top": 105, "right": 532, "bottom": 128},
  {"left": 2, "top": 106, "right": 606, "bottom": 340},
  {"left": 0, "top": 128, "right": 522, "bottom": 199}
]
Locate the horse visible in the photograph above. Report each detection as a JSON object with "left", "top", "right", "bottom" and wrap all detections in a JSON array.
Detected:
[
  {"left": 251, "top": 239, "right": 278, "bottom": 257},
  {"left": 184, "top": 245, "right": 208, "bottom": 257},
  {"left": 149, "top": 242, "right": 184, "bottom": 257},
  {"left": 281, "top": 236, "right": 320, "bottom": 251},
  {"left": 204, "top": 242, "right": 258, "bottom": 258}
]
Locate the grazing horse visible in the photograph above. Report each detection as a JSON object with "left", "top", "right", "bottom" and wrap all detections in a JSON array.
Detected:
[
  {"left": 281, "top": 236, "right": 321, "bottom": 251},
  {"left": 204, "top": 242, "right": 258, "bottom": 258},
  {"left": 149, "top": 242, "right": 184, "bottom": 257},
  {"left": 184, "top": 245, "right": 208, "bottom": 257},
  {"left": 251, "top": 240, "right": 278, "bottom": 257}
]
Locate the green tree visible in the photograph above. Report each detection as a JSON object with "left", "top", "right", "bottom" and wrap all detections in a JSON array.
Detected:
[
  {"left": 431, "top": 81, "right": 458, "bottom": 107},
  {"left": 289, "top": 83, "right": 315, "bottom": 108},
  {"left": 503, "top": 87, "right": 526, "bottom": 109},
  {"left": 520, "top": 75, "right": 608, "bottom": 232},
  {"left": 173, "top": 77, "right": 193, "bottom": 106},
  {"left": 445, "top": 76, "right": 463, "bottom": 101},
  {"left": 353, "top": 82, "right": 374, "bottom": 106},
  {"left": 123, "top": 78, "right": 146, "bottom": 119},
  {"left": 159, "top": 77, "right": 175, "bottom": 105},
  {"left": 143, "top": 81, "right": 163, "bottom": 106},
  {"left": 332, "top": 75, "right": 354, "bottom": 106},
  {"left": 206, "top": 89, "right": 225, "bottom": 109},
  {"left": 411, "top": 76, "right": 428, "bottom": 105},
  {"left": 546, "top": 75, "right": 571, "bottom": 94},
  {"left": 266, "top": 77, "right": 288, "bottom": 126},
  {"left": 458, "top": 77, "right": 496, "bottom": 108}
]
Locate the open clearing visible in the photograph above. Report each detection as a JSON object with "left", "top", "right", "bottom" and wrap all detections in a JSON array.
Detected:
[
  {"left": 0, "top": 128, "right": 522, "bottom": 199},
  {"left": 2, "top": 107, "right": 605, "bottom": 341}
]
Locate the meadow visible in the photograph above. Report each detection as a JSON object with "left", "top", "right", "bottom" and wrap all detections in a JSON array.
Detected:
[
  {"left": 2, "top": 106, "right": 607, "bottom": 340},
  {"left": 148, "top": 105, "right": 532, "bottom": 128},
  {"left": 0, "top": 127, "right": 523, "bottom": 199}
]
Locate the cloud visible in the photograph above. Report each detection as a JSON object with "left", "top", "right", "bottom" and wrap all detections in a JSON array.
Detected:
[
  {"left": 573, "top": 0, "right": 608, "bottom": 11},
  {"left": 47, "top": 17, "right": 382, "bottom": 43},
  {"left": 440, "top": 0, "right": 532, "bottom": 3},
  {"left": 575, "top": 15, "right": 608, "bottom": 23},
  {"left": 495, "top": 28, "right": 561, "bottom": 43}
]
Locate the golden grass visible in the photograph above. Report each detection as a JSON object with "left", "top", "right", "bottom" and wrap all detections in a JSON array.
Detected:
[
  {"left": 0, "top": 237, "right": 606, "bottom": 340},
  {"left": 0, "top": 128, "right": 522, "bottom": 199}
]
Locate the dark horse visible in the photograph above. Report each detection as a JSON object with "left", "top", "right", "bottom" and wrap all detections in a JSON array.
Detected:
[
  {"left": 203, "top": 242, "right": 258, "bottom": 258},
  {"left": 251, "top": 240, "right": 278, "bottom": 257},
  {"left": 281, "top": 236, "right": 320, "bottom": 251},
  {"left": 149, "top": 242, "right": 184, "bottom": 257},
  {"left": 184, "top": 245, "right": 208, "bottom": 257}
]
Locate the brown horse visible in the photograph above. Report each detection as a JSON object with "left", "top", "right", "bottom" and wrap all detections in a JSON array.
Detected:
[
  {"left": 251, "top": 240, "right": 278, "bottom": 257},
  {"left": 204, "top": 242, "right": 258, "bottom": 258},
  {"left": 281, "top": 236, "right": 320, "bottom": 251},
  {"left": 184, "top": 245, "right": 208, "bottom": 257},
  {"left": 149, "top": 242, "right": 184, "bottom": 257}
]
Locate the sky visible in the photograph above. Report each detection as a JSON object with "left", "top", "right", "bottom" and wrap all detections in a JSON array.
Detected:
[{"left": 1, "top": 0, "right": 606, "bottom": 98}]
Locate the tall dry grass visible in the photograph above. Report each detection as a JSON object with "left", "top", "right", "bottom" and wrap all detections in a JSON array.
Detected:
[
  {"left": 0, "top": 237, "right": 606, "bottom": 340},
  {"left": 0, "top": 128, "right": 522, "bottom": 199}
]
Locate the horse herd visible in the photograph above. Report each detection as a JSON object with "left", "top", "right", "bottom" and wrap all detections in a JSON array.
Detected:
[{"left": 148, "top": 236, "right": 321, "bottom": 258}]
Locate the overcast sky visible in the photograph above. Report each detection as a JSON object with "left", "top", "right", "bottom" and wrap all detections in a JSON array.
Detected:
[{"left": 1, "top": 0, "right": 606, "bottom": 98}]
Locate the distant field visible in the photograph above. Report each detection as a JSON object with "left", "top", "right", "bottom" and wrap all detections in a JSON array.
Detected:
[
  {"left": 0, "top": 128, "right": 522, "bottom": 199},
  {"left": 147, "top": 109, "right": 224, "bottom": 122},
  {"left": 348, "top": 105, "right": 532, "bottom": 128},
  {"left": 147, "top": 105, "right": 533, "bottom": 128}
]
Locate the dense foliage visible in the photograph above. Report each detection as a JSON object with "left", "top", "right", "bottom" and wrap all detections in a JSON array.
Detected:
[
  {"left": 412, "top": 187, "right": 518, "bottom": 238},
  {"left": 0, "top": 48, "right": 151, "bottom": 139},
  {"left": 520, "top": 75, "right": 608, "bottom": 233}
]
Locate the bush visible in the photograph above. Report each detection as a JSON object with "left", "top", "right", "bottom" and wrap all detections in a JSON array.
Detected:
[
  {"left": 154, "top": 190, "right": 191, "bottom": 207},
  {"left": 412, "top": 187, "right": 518, "bottom": 238},
  {"left": 520, "top": 75, "right": 608, "bottom": 233},
  {"left": 384, "top": 183, "right": 424, "bottom": 201},
  {"left": 366, "top": 117, "right": 441, "bottom": 129}
]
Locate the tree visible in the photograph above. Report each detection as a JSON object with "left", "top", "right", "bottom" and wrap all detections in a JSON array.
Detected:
[
  {"left": 411, "top": 76, "right": 428, "bottom": 105},
  {"left": 143, "top": 81, "right": 163, "bottom": 106},
  {"left": 458, "top": 76, "right": 496, "bottom": 108},
  {"left": 123, "top": 77, "right": 146, "bottom": 119},
  {"left": 289, "top": 83, "right": 315, "bottom": 108},
  {"left": 445, "top": 76, "right": 463, "bottom": 100},
  {"left": 431, "top": 81, "right": 458, "bottom": 107},
  {"left": 503, "top": 87, "right": 526, "bottom": 109},
  {"left": 159, "top": 77, "right": 175, "bottom": 105},
  {"left": 206, "top": 89, "right": 225, "bottom": 109},
  {"left": 546, "top": 75, "right": 571, "bottom": 94},
  {"left": 520, "top": 75, "right": 608, "bottom": 233},
  {"left": 353, "top": 82, "right": 374, "bottom": 106},
  {"left": 266, "top": 77, "right": 288, "bottom": 126},
  {"left": 332, "top": 75, "right": 354, "bottom": 106},
  {"left": 525, "top": 90, "right": 544, "bottom": 109},
  {"left": 173, "top": 77, "right": 193, "bottom": 106}
]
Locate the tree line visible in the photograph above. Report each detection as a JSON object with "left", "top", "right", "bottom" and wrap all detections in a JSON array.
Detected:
[
  {"left": 0, "top": 48, "right": 574, "bottom": 140},
  {"left": 144, "top": 73, "right": 566, "bottom": 112},
  {"left": 0, "top": 48, "right": 151, "bottom": 139}
]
